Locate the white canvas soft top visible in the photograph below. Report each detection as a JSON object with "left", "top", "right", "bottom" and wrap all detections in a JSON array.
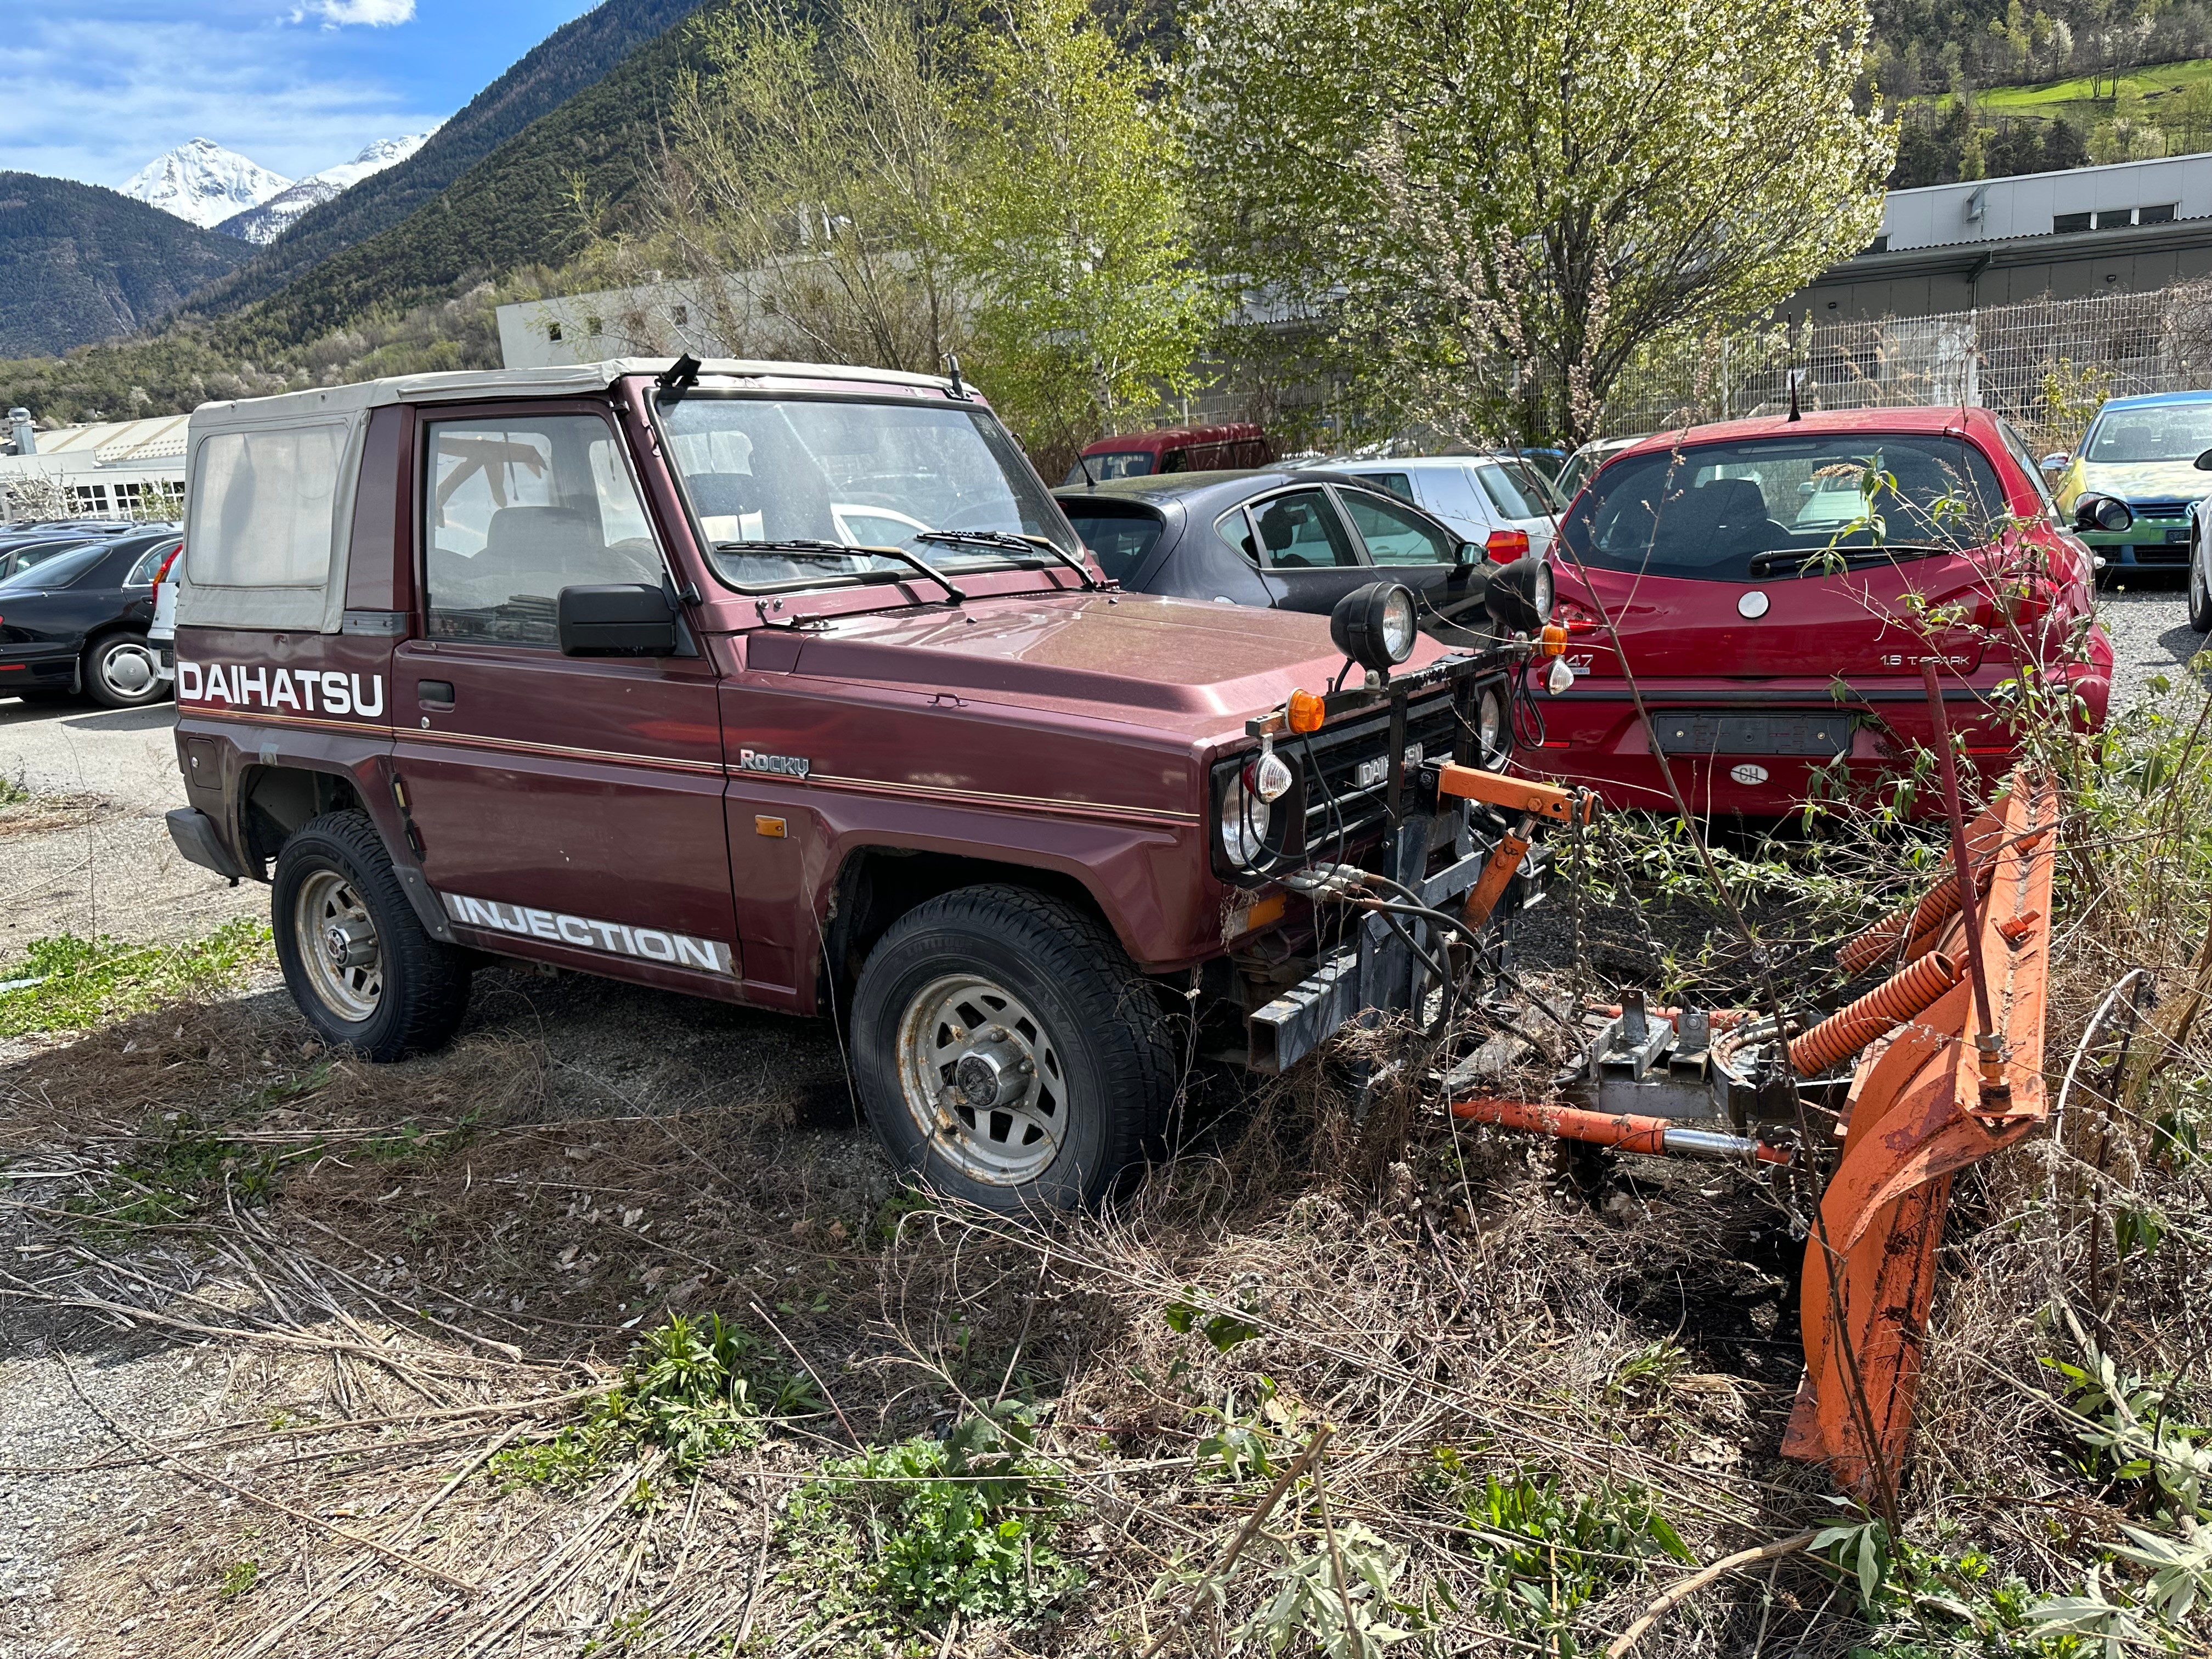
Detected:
[{"left": 177, "top": 357, "right": 964, "bottom": 633}]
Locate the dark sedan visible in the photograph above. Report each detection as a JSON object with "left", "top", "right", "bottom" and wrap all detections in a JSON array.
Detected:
[
  {"left": 0, "top": 531, "right": 179, "bottom": 707},
  {"left": 0, "top": 537, "right": 105, "bottom": 583},
  {"left": 1054, "top": 470, "right": 1499, "bottom": 637}
]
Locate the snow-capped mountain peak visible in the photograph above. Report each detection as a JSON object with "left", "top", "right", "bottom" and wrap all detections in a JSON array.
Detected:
[
  {"left": 121, "top": 139, "right": 292, "bottom": 230},
  {"left": 212, "top": 131, "right": 435, "bottom": 245}
]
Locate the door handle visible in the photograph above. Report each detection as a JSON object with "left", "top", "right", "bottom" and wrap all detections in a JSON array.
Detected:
[{"left": 417, "top": 679, "right": 455, "bottom": 710}]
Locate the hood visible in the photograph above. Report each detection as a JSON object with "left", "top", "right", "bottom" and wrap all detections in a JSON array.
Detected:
[
  {"left": 755, "top": 591, "right": 1428, "bottom": 740},
  {"left": 2078, "top": 458, "right": 2207, "bottom": 504}
]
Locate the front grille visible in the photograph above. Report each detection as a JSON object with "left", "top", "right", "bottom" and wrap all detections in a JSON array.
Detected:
[
  {"left": 2129, "top": 502, "right": 2190, "bottom": 519},
  {"left": 1291, "top": 692, "right": 1464, "bottom": 851}
]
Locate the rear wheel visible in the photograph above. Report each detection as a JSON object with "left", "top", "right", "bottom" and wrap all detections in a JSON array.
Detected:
[
  {"left": 2191, "top": 523, "right": 2212, "bottom": 631},
  {"left": 850, "top": 884, "right": 1177, "bottom": 1210},
  {"left": 84, "top": 631, "right": 167, "bottom": 708},
  {"left": 273, "top": 810, "right": 471, "bottom": 1060}
]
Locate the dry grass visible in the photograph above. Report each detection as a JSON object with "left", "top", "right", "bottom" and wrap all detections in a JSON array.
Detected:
[{"left": 2, "top": 685, "right": 2208, "bottom": 1659}]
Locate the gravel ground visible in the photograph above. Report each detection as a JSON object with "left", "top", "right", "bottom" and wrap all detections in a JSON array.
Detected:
[
  {"left": 0, "top": 694, "right": 256, "bottom": 955},
  {"left": 2097, "top": 573, "right": 2201, "bottom": 712}
]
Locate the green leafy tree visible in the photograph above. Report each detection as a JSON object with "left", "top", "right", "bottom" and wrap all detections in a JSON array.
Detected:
[
  {"left": 947, "top": 0, "right": 1222, "bottom": 471},
  {"left": 1184, "top": 0, "right": 1895, "bottom": 449}
]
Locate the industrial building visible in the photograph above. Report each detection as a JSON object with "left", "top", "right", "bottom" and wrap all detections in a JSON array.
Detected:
[{"left": 0, "top": 410, "right": 189, "bottom": 521}]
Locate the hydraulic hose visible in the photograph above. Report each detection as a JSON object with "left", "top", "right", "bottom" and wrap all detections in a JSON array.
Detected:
[{"left": 1788, "top": 949, "right": 1962, "bottom": 1077}]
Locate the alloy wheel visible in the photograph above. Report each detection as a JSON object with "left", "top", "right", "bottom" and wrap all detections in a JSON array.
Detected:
[{"left": 894, "top": 972, "right": 1068, "bottom": 1184}]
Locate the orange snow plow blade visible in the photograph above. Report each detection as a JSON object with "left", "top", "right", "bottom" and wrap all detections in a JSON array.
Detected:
[{"left": 1781, "top": 771, "right": 2059, "bottom": 1499}]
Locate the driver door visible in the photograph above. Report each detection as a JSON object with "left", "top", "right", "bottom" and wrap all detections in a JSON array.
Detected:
[
  {"left": 1330, "top": 484, "right": 1484, "bottom": 628},
  {"left": 391, "top": 402, "right": 740, "bottom": 986}
]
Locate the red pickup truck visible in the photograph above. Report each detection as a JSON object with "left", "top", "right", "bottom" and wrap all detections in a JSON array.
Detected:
[{"left": 163, "top": 358, "right": 1549, "bottom": 1210}]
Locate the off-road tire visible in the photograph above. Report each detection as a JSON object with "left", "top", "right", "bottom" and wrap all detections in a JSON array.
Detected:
[
  {"left": 84, "top": 630, "right": 168, "bottom": 709},
  {"left": 851, "top": 884, "right": 1177, "bottom": 1211},
  {"left": 272, "top": 810, "right": 471, "bottom": 1060},
  {"left": 2192, "top": 525, "right": 2212, "bottom": 632}
]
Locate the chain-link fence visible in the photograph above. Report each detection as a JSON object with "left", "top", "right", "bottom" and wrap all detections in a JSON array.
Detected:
[{"left": 1605, "top": 282, "right": 2212, "bottom": 452}]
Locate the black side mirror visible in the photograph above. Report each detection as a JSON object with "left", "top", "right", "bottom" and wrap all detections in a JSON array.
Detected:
[
  {"left": 2195, "top": 448, "right": 2212, "bottom": 471},
  {"left": 2073, "top": 494, "right": 2134, "bottom": 534},
  {"left": 1454, "top": 539, "right": 1481, "bottom": 566},
  {"left": 558, "top": 584, "right": 678, "bottom": 656},
  {"left": 1485, "top": 556, "right": 1554, "bottom": 634}
]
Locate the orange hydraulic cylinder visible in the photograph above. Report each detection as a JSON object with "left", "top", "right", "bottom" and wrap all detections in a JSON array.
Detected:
[
  {"left": 1461, "top": 830, "right": 1532, "bottom": 931},
  {"left": 1451, "top": 1096, "right": 1791, "bottom": 1164}
]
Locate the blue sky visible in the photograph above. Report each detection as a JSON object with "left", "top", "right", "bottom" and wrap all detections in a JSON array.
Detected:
[{"left": 0, "top": 0, "right": 603, "bottom": 190}]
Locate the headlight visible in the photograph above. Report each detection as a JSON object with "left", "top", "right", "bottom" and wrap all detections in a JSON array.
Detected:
[
  {"left": 1330, "top": 581, "right": 1420, "bottom": 674},
  {"left": 1476, "top": 684, "right": 1508, "bottom": 763},
  {"left": 1220, "top": 774, "right": 1272, "bottom": 866},
  {"left": 1484, "top": 556, "right": 1554, "bottom": 634}
]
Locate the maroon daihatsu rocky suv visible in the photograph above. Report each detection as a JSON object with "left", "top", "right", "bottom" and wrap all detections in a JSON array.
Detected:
[{"left": 162, "top": 357, "right": 1549, "bottom": 1209}]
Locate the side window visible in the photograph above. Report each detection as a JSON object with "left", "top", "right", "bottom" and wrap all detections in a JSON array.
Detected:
[
  {"left": 1251, "top": 490, "right": 1357, "bottom": 569},
  {"left": 1365, "top": 471, "right": 1415, "bottom": 501},
  {"left": 1996, "top": 420, "right": 2061, "bottom": 523},
  {"left": 1217, "top": 505, "right": 1260, "bottom": 562},
  {"left": 1339, "top": 489, "right": 1457, "bottom": 565},
  {"left": 125, "top": 541, "right": 177, "bottom": 586},
  {"left": 424, "top": 413, "right": 663, "bottom": 646}
]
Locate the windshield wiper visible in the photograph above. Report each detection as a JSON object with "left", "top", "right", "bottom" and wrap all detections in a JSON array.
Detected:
[
  {"left": 1748, "top": 543, "right": 1953, "bottom": 577},
  {"left": 916, "top": 528, "right": 1101, "bottom": 590},
  {"left": 714, "top": 537, "right": 968, "bottom": 604}
]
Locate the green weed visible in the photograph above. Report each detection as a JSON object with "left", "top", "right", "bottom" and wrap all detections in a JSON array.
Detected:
[
  {"left": 1429, "top": 1455, "right": 1690, "bottom": 1649},
  {"left": 65, "top": 1118, "right": 278, "bottom": 1227},
  {"left": 781, "top": 1403, "right": 1084, "bottom": 1633},
  {"left": 218, "top": 1559, "right": 259, "bottom": 1599},
  {"left": 0, "top": 917, "right": 271, "bottom": 1037},
  {"left": 492, "top": 1312, "right": 821, "bottom": 1496},
  {"left": 0, "top": 772, "right": 31, "bottom": 808}
]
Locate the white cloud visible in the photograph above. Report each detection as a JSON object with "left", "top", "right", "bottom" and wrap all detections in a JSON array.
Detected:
[
  {"left": 0, "top": 4, "right": 444, "bottom": 188},
  {"left": 311, "top": 0, "right": 416, "bottom": 26}
]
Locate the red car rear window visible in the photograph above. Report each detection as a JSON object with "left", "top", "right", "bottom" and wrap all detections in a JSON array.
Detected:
[{"left": 1558, "top": 433, "right": 2008, "bottom": 580}]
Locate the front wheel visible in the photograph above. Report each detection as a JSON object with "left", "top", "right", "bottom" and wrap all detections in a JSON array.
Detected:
[
  {"left": 272, "top": 810, "right": 472, "bottom": 1060},
  {"left": 2191, "top": 526, "right": 2212, "bottom": 631},
  {"left": 84, "top": 631, "right": 168, "bottom": 708},
  {"left": 850, "top": 884, "right": 1177, "bottom": 1210}
]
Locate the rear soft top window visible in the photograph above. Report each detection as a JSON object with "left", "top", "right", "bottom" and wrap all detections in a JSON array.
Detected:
[
  {"left": 1059, "top": 500, "right": 1167, "bottom": 583},
  {"left": 1558, "top": 433, "right": 2008, "bottom": 580}
]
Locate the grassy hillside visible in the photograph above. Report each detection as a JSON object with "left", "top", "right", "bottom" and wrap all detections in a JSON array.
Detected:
[
  {"left": 216, "top": 1, "right": 733, "bottom": 355},
  {"left": 183, "top": 0, "right": 708, "bottom": 322},
  {"left": 0, "top": 175, "right": 252, "bottom": 357},
  {"left": 1889, "top": 54, "right": 2212, "bottom": 185}
]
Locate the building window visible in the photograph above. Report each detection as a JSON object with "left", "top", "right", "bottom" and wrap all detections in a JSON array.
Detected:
[
  {"left": 2143, "top": 202, "right": 2177, "bottom": 224},
  {"left": 546, "top": 321, "right": 563, "bottom": 342},
  {"left": 2095, "top": 208, "right": 2136, "bottom": 229},
  {"left": 2054, "top": 212, "right": 2093, "bottom": 233},
  {"left": 672, "top": 304, "right": 689, "bottom": 326},
  {"left": 1860, "top": 234, "right": 1889, "bottom": 255},
  {"left": 585, "top": 315, "right": 603, "bottom": 337}
]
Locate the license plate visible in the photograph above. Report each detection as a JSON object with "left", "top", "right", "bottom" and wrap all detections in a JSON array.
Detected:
[
  {"left": 1652, "top": 712, "right": 1852, "bottom": 757},
  {"left": 2168, "top": 527, "right": 2191, "bottom": 544}
]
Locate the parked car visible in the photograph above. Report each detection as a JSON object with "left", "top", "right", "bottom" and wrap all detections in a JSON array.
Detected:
[
  {"left": 1555, "top": 433, "right": 1652, "bottom": 504},
  {"left": 1543, "top": 407, "right": 2113, "bottom": 815},
  {"left": 0, "top": 529, "right": 180, "bottom": 706},
  {"left": 0, "top": 537, "right": 101, "bottom": 583},
  {"left": 1053, "top": 468, "right": 1534, "bottom": 640},
  {"left": 148, "top": 539, "right": 184, "bottom": 673},
  {"left": 1305, "top": 454, "right": 1562, "bottom": 561},
  {"left": 163, "top": 359, "right": 1545, "bottom": 1214},
  {"left": 2048, "top": 390, "right": 2212, "bottom": 571},
  {"left": 1063, "top": 422, "right": 1273, "bottom": 484}
]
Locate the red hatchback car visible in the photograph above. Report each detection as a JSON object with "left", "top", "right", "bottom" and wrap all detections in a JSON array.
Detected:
[{"left": 1538, "top": 408, "right": 2113, "bottom": 815}]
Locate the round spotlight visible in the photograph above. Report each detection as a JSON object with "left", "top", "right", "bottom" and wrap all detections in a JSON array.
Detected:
[
  {"left": 1476, "top": 684, "right": 1508, "bottom": 763},
  {"left": 1484, "top": 556, "right": 1555, "bottom": 635},
  {"left": 1330, "top": 582, "right": 1420, "bottom": 674}
]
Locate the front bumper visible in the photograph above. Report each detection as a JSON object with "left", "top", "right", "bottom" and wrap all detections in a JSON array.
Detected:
[
  {"left": 2079, "top": 515, "right": 2193, "bottom": 566},
  {"left": 1246, "top": 806, "right": 1541, "bottom": 1073}
]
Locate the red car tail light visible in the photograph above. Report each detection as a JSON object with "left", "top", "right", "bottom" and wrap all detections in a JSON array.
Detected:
[
  {"left": 1486, "top": 528, "right": 1531, "bottom": 563},
  {"left": 1555, "top": 597, "right": 1604, "bottom": 635},
  {"left": 154, "top": 545, "right": 182, "bottom": 585}
]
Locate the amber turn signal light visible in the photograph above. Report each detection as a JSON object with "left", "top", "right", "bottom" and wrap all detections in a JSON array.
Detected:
[
  {"left": 1539, "top": 623, "right": 1568, "bottom": 658},
  {"left": 1286, "top": 689, "right": 1325, "bottom": 733}
]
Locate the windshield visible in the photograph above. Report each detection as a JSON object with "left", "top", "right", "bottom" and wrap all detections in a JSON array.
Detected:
[
  {"left": 658, "top": 396, "right": 1076, "bottom": 591},
  {"left": 1059, "top": 503, "right": 1166, "bottom": 582},
  {"left": 0, "top": 543, "right": 101, "bottom": 589},
  {"left": 2083, "top": 403, "right": 2212, "bottom": 466},
  {"left": 1064, "top": 450, "right": 1156, "bottom": 484},
  {"left": 1559, "top": 434, "right": 2009, "bottom": 580}
]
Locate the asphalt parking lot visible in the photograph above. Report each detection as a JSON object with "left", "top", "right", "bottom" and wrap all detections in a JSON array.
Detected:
[{"left": 0, "top": 577, "right": 2199, "bottom": 959}]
